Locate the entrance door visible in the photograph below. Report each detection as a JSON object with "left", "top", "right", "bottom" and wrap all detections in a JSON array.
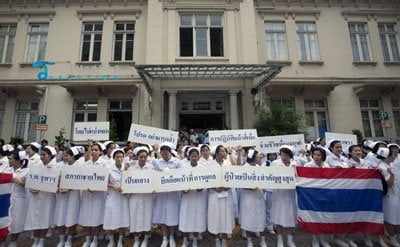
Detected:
[{"left": 180, "top": 114, "right": 225, "bottom": 130}]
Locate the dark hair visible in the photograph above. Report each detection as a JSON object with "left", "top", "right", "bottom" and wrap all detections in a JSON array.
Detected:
[
  {"left": 188, "top": 148, "right": 200, "bottom": 156},
  {"left": 279, "top": 147, "right": 294, "bottom": 159},
  {"left": 267, "top": 153, "right": 277, "bottom": 161},
  {"left": 183, "top": 146, "right": 191, "bottom": 157},
  {"left": 348, "top": 145, "right": 362, "bottom": 158},
  {"left": 66, "top": 148, "right": 81, "bottom": 161},
  {"left": 41, "top": 139, "right": 48, "bottom": 145},
  {"left": 106, "top": 142, "right": 115, "bottom": 150},
  {"left": 372, "top": 142, "right": 387, "bottom": 154},
  {"left": 124, "top": 147, "right": 132, "bottom": 153},
  {"left": 29, "top": 144, "right": 39, "bottom": 153},
  {"left": 246, "top": 150, "right": 259, "bottom": 163},
  {"left": 0, "top": 139, "right": 4, "bottom": 146},
  {"left": 160, "top": 145, "right": 172, "bottom": 152},
  {"left": 312, "top": 147, "right": 327, "bottom": 161},
  {"left": 92, "top": 143, "right": 103, "bottom": 152},
  {"left": 0, "top": 146, "right": 11, "bottom": 157},
  {"left": 213, "top": 145, "right": 224, "bottom": 159},
  {"left": 200, "top": 144, "right": 210, "bottom": 152},
  {"left": 112, "top": 150, "right": 124, "bottom": 159},
  {"left": 329, "top": 140, "right": 341, "bottom": 151},
  {"left": 9, "top": 151, "right": 28, "bottom": 168},
  {"left": 42, "top": 147, "right": 55, "bottom": 159}
]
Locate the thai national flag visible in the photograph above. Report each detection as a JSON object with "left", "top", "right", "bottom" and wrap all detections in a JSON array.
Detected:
[
  {"left": 0, "top": 173, "right": 13, "bottom": 241},
  {"left": 296, "top": 167, "right": 384, "bottom": 235}
]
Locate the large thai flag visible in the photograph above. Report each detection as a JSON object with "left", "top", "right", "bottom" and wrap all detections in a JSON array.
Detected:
[
  {"left": 296, "top": 167, "right": 384, "bottom": 235},
  {"left": 0, "top": 173, "right": 13, "bottom": 241}
]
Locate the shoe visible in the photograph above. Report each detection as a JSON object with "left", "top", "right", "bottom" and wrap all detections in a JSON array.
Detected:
[
  {"left": 267, "top": 229, "right": 275, "bottom": 235},
  {"left": 57, "top": 241, "right": 65, "bottom": 247},
  {"left": 390, "top": 236, "right": 400, "bottom": 247},
  {"left": 65, "top": 239, "right": 72, "bottom": 247},
  {"left": 287, "top": 240, "right": 296, "bottom": 247},
  {"left": 133, "top": 237, "right": 140, "bottom": 247},
  {"left": 117, "top": 239, "right": 123, "bottom": 247},
  {"left": 169, "top": 236, "right": 176, "bottom": 247},
  {"left": 319, "top": 236, "right": 331, "bottom": 247},
  {"left": 344, "top": 239, "right": 357, "bottom": 247},
  {"left": 255, "top": 232, "right": 261, "bottom": 238},
  {"left": 312, "top": 236, "right": 319, "bottom": 247},
  {"left": 364, "top": 235, "right": 373, "bottom": 247},
  {"left": 333, "top": 239, "right": 349, "bottom": 247},
  {"left": 81, "top": 238, "right": 91, "bottom": 247},
  {"left": 260, "top": 238, "right": 267, "bottom": 247},
  {"left": 37, "top": 239, "right": 45, "bottom": 247},
  {"left": 89, "top": 239, "right": 98, "bottom": 247},
  {"left": 182, "top": 237, "right": 188, "bottom": 247},
  {"left": 160, "top": 238, "right": 168, "bottom": 247},
  {"left": 247, "top": 238, "right": 253, "bottom": 247},
  {"left": 31, "top": 238, "right": 39, "bottom": 247},
  {"left": 46, "top": 229, "right": 52, "bottom": 238},
  {"left": 378, "top": 237, "right": 388, "bottom": 247},
  {"left": 221, "top": 239, "right": 227, "bottom": 247},
  {"left": 198, "top": 233, "right": 203, "bottom": 241},
  {"left": 277, "top": 238, "right": 284, "bottom": 247},
  {"left": 193, "top": 238, "right": 198, "bottom": 247},
  {"left": 107, "top": 241, "right": 115, "bottom": 247},
  {"left": 140, "top": 236, "right": 149, "bottom": 247},
  {"left": 215, "top": 238, "right": 221, "bottom": 247}
]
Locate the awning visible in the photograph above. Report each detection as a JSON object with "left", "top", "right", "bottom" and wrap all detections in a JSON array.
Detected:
[{"left": 134, "top": 64, "right": 282, "bottom": 95}]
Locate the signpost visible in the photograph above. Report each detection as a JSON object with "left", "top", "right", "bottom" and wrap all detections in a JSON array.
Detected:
[
  {"left": 36, "top": 115, "right": 48, "bottom": 132},
  {"left": 379, "top": 112, "right": 389, "bottom": 121}
]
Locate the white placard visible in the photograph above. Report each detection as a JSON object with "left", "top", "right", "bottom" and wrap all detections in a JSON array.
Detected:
[
  {"left": 122, "top": 169, "right": 155, "bottom": 194},
  {"left": 221, "top": 165, "right": 296, "bottom": 189},
  {"left": 128, "top": 124, "right": 179, "bottom": 148},
  {"left": 208, "top": 129, "right": 258, "bottom": 147},
  {"left": 153, "top": 166, "right": 222, "bottom": 192},
  {"left": 73, "top": 122, "right": 110, "bottom": 141},
  {"left": 25, "top": 166, "right": 61, "bottom": 193},
  {"left": 257, "top": 134, "right": 305, "bottom": 154},
  {"left": 60, "top": 166, "right": 109, "bottom": 191},
  {"left": 325, "top": 132, "right": 358, "bottom": 153}
]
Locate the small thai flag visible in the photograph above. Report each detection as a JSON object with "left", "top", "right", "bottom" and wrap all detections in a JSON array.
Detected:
[
  {"left": 0, "top": 173, "right": 13, "bottom": 241},
  {"left": 296, "top": 167, "right": 384, "bottom": 235}
]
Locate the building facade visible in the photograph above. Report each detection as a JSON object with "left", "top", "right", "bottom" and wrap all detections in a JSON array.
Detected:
[{"left": 0, "top": 0, "right": 399, "bottom": 144}]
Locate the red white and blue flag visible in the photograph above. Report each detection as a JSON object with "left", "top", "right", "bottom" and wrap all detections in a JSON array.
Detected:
[
  {"left": 296, "top": 167, "right": 384, "bottom": 235},
  {"left": 0, "top": 173, "right": 13, "bottom": 241}
]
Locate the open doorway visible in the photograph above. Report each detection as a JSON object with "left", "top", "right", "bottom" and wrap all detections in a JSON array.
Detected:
[{"left": 180, "top": 114, "right": 225, "bottom": 130}]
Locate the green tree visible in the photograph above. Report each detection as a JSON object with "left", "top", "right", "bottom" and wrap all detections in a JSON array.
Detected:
[
  {"left": 109, "top": 119, "right": 119, "bottom": 141},
  {"left": 352, "top": 129, "right": 364, "bottom": 144},
  {"left": 55, "top": 127, "right": 68, "bottom": 148},
  {"left": 254, "top": 101, "right": 303, "bottom": 136}
]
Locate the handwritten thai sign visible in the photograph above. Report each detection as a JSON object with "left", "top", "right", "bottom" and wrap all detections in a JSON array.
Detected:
[
  {"left": 122, "top": 169, "right": 154, "bottom": 194},
  {"left": 257, "top": 134, "right": 305, "bottom": 153},
  {"left": 152, "top": 166, "right": 222, "bottom": 192},
  {"left": 59, "top": 166, "right": 109, "bottom": 191},
  {"left": 25, "top": 166, "right": 60, "bottom": 193},
  {"left": 208, "top": 129, "right": 258, "bottom": 147},
  {"left": 221, "top": 165, "right": 296, "bottom": 189},
  {"left": 73, "top": 122, "right": 110, "bottom": 141},
  {"left": 325, "top": 132, "right": 357, "bottom": 154},
  {"left": 128, "top": 124, "right": 179, "bottom": 148}
]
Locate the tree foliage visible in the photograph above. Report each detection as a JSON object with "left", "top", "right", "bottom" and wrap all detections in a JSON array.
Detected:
[
  {"left": 55, "top": 127, "right": 68, "bottom": 148},
  {"left": 254, "top": 102, "right": 303, "bottom": 136}
]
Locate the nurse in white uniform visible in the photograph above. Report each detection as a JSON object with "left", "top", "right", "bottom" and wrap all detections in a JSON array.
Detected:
[
  {"left": 346, "top": 145, "right": 368, "bottom": 168},
  {"left": 199, "top": 144, "right": 212, "bottom": 166},
  {"left": 54, "top": 147, "right": 83, "bottom": 247},
  {"left": 208, "top": 145, "right": 235, "bottom": 247},
  {"left": 152, "top": 142, "right": 182, "bottom": 247},
  {"left": 179, "top": 147, "right": 207, "bottom": 247},
  {"left": 0, "top": 144, "right": 14, "bottom": 172},
  {"left": 8, "top": 151, "right": 29, "bottom": 247},
  {"left": 78, "top": 143, "right": 108, "bottom": 247},
  {"left": 24, "top": 146, "right": 58, "bottom": 247},
  {"left": 25, "top": 142, "right": 42, "bottom": 169},
  {"left": 239, "top": 149, "right": 267, "bottom": 247},
  {"left": 129, "top": 146, "right": 154, "bottom": 247},
  {"left": 378, "top": 146, "right": 400, "bottom": 247},
  {"left": 270, "top": 146, "right": 297, "bottom": 247},
  {"left": 101, "top": 141, "right": 116, "bottom": 165},
  {"left": 103, "top": 148, "right": 129, "bottom": 247},
  {"left": 325, "top": 140, "right": 349, "bottom": 168}
]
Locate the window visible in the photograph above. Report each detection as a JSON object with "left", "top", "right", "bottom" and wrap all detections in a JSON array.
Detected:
[
  {"left": 179, "top": 14, "right": 224, "bottom": 57},
  {"left": 392, "top": 100, "right": 400, "bottom": 136},
  {"left": 271, "top": 99, "right": 295, "bottom": 118},
  {"left": 0, "top": 102, "right": 5, "bottom": 135},
  {"left": 81, "top": 22, "right": 103, "bottom": 62},
  {"left": 304, "top": 99, "right": 329, "bottom": 141},
  {"left": 25, "top": 23, "right": 48, "bottom": 63},
  {"left": 360, "top": 99, "right": 384, "bottom": 137},
  {"left": 265, "top": 22, "right": 288, "bottom": 61},
  {"left": 73, "top": 100, "right": 98, "bottom": 122},
  {"left": 348, "top": 23, "right": 373, "bottom": 62},
  {"left": 296, "top": 22, "right": 320, "bottom": 61},
  {"left": 0, "top": 24, "right": 16, "bottom": 63},
  {"left": 15, "top": 101, "right": 39, "bottom": 142},
  {"left": 108, "top": 100, "right": 132, "bottom": 141},
  {"left": 378, "top": 23, "right": 400, "bottom": 62},
  {"left": 113, "top": 22, "right": 135, "bottom": 61},
  {"left": 193, "top": 101, "right": 211, "bottom": 110}
]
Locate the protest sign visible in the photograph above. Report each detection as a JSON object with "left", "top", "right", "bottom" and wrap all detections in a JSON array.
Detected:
[
  {"left": 73, "top": 122, "right": 109, "bottom": 141},
  {"left": 153, "top": 166, "right": 222, "bottom": 192},
  {"left": 208, "top": 129, "right": 258, "bottom": 147},
  {"left": 122, "top": 169, "right": 155, "bottom": 194},
  {"left": 128, "top": 124, "right": 179, "bottom": 148},
  {"left": 257, "top": 134, "right": 305, "bottom": 153},
  {"left": 325, "top": 132, "right": 357, "bottom": 153},
  {"left": 221, "top": 165, "right": 296, "bottom": 189},
  {"left": 25, "top": 166, "right": 61, "bottom": 193},
  {"left": 60, "top": 166, "right": 109, "bottom": 191}
]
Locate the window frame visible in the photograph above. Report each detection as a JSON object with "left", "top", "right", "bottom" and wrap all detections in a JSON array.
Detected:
[
  {"left": 265, "top": 21, "right": 289, "bottom": 61},
  {"left": 391, "top": 99, "right": 400, "bottom": 137},
  {"left": 348, "top": 22, "right": 373, "bottom": 62},
  {"left": 304, "top": 99, "right": 329, "bottom": 141},
  {"left": 360, "top": 99, "right": 384, "bottom": 138},
  {"left": 378, "top": 23, "right": 400, "bottom": 62},
  {"left": 14, "top": 101, "right": 39, "bottom": 142},
  {"left": 0, "top": 24, "right": 17, "bottom": 63},
  {"left": 73, "top": 99, "right": 98, "bottom": 123},
  {"left": 0, "top": 101, "right": 5, "bottom": 136},
  {"left": 80, "top": 22, "right": 103, "bottom": 62},
  {"left": 112, "top": 21, "right": 135, "bottom": 62},
  {"left": 296, "top": 21, "right": 321, "bottom": 61},
  {"left": 24, "top": 23, "right": 48, "bottom": 63},
  {"left": 179, "top": 13, "right": 224, "bottom": 57}
]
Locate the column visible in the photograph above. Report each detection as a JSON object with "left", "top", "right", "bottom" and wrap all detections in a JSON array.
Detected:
[
  {"left": 230, "top": 90, "right": 239, "bottom": 129},
  {"left": 168, "top": 90, "right": 177, "bottom": 130}
]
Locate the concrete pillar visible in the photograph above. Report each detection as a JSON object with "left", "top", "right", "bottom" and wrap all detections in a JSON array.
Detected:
[
  {"left": 168, "top": 90, "right": 177, "bottom": 130},
  {"left": 2, "top": 97, "right": 16, "bottom": 141},
  {"left": 146, "top": 0, "right": 163, "bottom": 64},
  {"left": 230, "top": 90, "right": 239, "bottom": 129}
]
